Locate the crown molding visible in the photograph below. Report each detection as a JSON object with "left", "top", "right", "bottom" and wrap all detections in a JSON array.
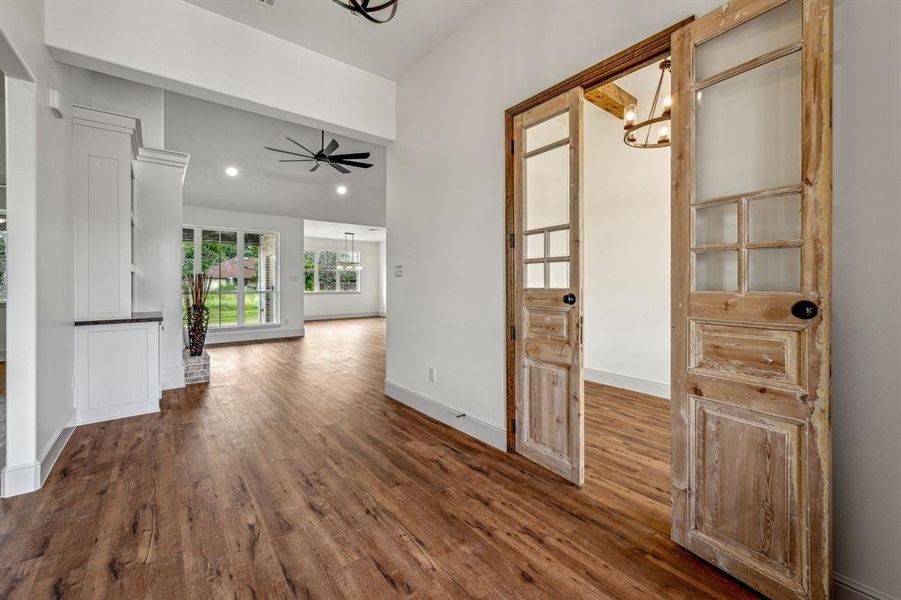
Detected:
[
  {"left": 72, "top": 105, "right": 143, "bottom": 156},
  {"left": 136, "top": 147, "right": 190, "bottom": 172}
]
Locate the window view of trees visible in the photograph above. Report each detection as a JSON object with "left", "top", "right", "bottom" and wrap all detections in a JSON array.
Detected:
[
  {"left": 182, "top": 227, "right": 278, "bottom": 327},
  {"left": 304, "top": 249, "right": 360, "bottom": 293}
]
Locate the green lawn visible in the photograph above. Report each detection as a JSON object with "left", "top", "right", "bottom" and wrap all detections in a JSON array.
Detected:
[{"left": 184, "top": 293, "right": 260, "bottom": 327}]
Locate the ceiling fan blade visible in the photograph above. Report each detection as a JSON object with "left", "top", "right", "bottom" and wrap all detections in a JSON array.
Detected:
[
  {"left": 279, "top": 159, "right": 314, "bottom": 162},
  {"left": 310, "top": 163, "right": 320, "bottom": 172},
  {"left": 328, "top": 152, "right": 371, "bottom": 160},
  {"left": 330, "top": 160, "right": 374, "bottom": 169},
  {"left": 265, "top": 146, "right": 312, "bottom": 158},
  {"left": 330, "top": 163, "right": 351, "bottom": 174},
  {"left": 285, "top": 136, "right": 317, "bottom": 156},
  {"left": 323, "top": 139, "right": 340, "bottom": 156}
]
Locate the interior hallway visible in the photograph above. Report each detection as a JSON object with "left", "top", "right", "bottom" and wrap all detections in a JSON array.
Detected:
[{"left": 0, "top": 318, "right": 758, "bottom": 598}]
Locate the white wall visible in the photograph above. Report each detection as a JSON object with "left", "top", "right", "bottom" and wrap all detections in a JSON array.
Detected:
[
  {"left": 67, "top": 67, "right": 164, "bottom": 148},
  {"left": 303, "top": 236, "right": 383, "bottom": 321},
  {"left": 831, "top": 2, "right": 901, "bottom": 598},
  {"left": 183, "top": 205, "right": 304, "bottom": 344},
  {"left": 387, "top": 0, "right": 716, "bottom": 437},
  {"left": 583, "top": 101, "right": 670, "bottom": 397},
  {"left": 44, "top": 0, "right": 395, "bottom": 144},
  {"left": 0, "top": 0, "right": 76, "bottom": 494},
  {"left": 388, "top": 1, "right": 901, "bottom": 598}
]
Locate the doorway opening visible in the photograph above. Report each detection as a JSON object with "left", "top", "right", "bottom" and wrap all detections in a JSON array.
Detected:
[
  {"left": 504, "top": 2, "right": 832, "bottom": 598},
  {"left": 581, "top": 58, "right": 673, "bottom": 535}
]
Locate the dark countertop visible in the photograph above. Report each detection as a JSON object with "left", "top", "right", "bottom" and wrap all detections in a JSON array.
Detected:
[{"left": 75, "top": 311, "right": 164, "bottom": 327}]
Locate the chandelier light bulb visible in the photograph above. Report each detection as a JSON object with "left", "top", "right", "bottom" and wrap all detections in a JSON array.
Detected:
[
  {"left": 662, "top": 96, "right": 672, "bottom": 115},
  {"left": 657, "top": 126, "right": 670, "bottom": 144},
  {"left": 624, "top": 104, "right": 637, "bottom": 128}
]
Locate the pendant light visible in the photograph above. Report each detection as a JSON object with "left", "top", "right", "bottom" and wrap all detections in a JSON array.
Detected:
[
  {"left": 623, "top": 58, "right": 672, "bottom": 149},
  {"left": 336, "top": 232, "right": 362, "bottom": 272}
]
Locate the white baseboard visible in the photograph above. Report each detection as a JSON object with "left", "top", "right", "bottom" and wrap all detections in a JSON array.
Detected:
[
  {"left": 834, "top": 574, "right": 898, "bottom": 600},
  {"left": 384, "top": 379, "right": 506, "bottom": 451},
  {"left": 40, "top": 425, "right": 75, "bottom": 485},
  {"left": 584, "top": 368, "right": 670, "bottom": 400},
  {"left": 161, "top": 364, "right": 185, "bottom": 391},
  {"left": 76, "top": 400, "right": 159, "bottom": 426},
  {"left": 205, "top": 326, "right": 304, "bottom": 345},
  {"left": 304, "top": 312, "right": 383, "bottom": 322},
  {"left": 1, "top": 461, "right": 40, "bottom": 497}
]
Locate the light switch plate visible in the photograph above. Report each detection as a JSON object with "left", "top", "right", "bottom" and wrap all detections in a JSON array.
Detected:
[{"left": 394, "top": 264, "right": 405, "bottom": 277}]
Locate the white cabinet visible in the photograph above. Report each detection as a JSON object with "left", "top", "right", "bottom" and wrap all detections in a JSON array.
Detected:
[
  {"left": 75, "top": 320, "right": 161, "bottom": 425},
  {"left": 73, "top": 106, "right": 141, "bottom": 321}
]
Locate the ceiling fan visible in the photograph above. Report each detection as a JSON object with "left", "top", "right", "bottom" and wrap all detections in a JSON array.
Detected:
[{"left": 265, "top": 131, "right": 373, "bottom": 174}]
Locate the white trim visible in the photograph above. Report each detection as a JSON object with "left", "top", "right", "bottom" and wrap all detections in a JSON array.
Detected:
[
  {"left": 136, "top": 147, "right": 189, "bottom": 171},
  {"left": 205, "top": 326, "right": 304, "bottom": 345},
  {"left": 584, "top": 368, "right": 670, "bottom": 400},
  {"left": 384, "top": 379, "right": 506, "bottom": 451},
  {"left": 161, "top": 364, "right": 186, "bottom": 391},
  {"left": 833, "top": 574, "right": 898, "bottom": 600},
  {"left": 1, "top": 461, "right": 40, "bottom": 497},
  {"left": 76, "top": 400, "right": 159, "bottom": 426},
  {"left": 39, "top": 425, "right": 75, "bottom": 485},
  {"left": 304, "top": 312, "right": 383, "bottom": 322}
]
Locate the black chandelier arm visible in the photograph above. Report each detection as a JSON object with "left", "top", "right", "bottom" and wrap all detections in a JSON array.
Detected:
[{"left": 331, "top": 0, "right": 398, "bottom": 24}]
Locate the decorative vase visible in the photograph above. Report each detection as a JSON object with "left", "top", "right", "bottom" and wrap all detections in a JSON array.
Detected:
[{"left": 187, "top": 304, "right": 209, "bottom": 357}]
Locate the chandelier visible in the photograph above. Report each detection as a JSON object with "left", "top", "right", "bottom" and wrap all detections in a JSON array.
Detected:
[
  {"left": 336, "top": 232, "right": 362, "bottom": 272},
  {"left": 331, "top": 0, "right": 398, "bottom": 24},
  {"left": 623, "top": 58, "right": 671, "bottom": 149}
]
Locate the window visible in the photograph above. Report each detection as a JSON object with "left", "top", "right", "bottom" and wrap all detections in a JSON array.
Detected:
[
  {"left": 182, "top": 226, "right": 279, "bottom": 327},
  {"left": 304, "top": 249, "right": 361, "bottom": 293}
]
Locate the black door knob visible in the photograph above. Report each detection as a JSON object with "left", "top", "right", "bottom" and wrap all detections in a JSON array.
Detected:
[
  {"left": 791, "top": 300, "right": 819, "bottom": 320},
  {"left": 562, "top": 293, "right": 576, "bottom": 305}
]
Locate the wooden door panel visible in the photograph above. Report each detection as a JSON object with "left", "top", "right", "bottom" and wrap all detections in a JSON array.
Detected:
[
  {"left": 513, "top": 88, "right": 584, "bottom": 486},
  {"left": 690, "top": 321, "right": 806, "bottom": 388},
  {"left": 693, "top": 398, "right": 802, "bottom": 580},
  {"left": 671, "top": 1, "right": 831, "bottom": 597}
]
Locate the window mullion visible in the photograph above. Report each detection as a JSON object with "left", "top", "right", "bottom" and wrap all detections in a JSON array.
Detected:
[{"left": 237, "top": 231, "right": 245, "bottom": 326}]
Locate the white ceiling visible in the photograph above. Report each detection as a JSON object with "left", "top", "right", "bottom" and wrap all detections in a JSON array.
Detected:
[
  {"left": 182, "top": 0, "right": 489, "bottom": 80},
  {"left": 165, "top": 91, "right": 386, "bottom": 226},
  {"left": 305, "top": 219, "right": 386, "bottom": 242}
]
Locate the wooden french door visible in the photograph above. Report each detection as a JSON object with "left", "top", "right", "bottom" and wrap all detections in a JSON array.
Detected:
[
  {"left": 670, "top": 0, "right": 832, "bottom": 598},
  {"left": 512, "top": 88, "right": 585, "bottom": 485}
]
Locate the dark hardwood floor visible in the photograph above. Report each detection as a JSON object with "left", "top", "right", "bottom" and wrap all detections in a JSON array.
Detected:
[{"left": 0, "top": 318, "right": 759, "bottom": 598}]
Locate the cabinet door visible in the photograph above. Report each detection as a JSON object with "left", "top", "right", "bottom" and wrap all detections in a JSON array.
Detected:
[{"left": 75, "top": 125, "right": 133, "bottom": 320}]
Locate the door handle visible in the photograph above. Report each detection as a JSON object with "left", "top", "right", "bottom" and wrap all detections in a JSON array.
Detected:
[
  {"left": 790, "top": 300, "right": 819, "bottom": 320},
  {"left": 562, "top": 293, "right": 576, "bottom": 305}
]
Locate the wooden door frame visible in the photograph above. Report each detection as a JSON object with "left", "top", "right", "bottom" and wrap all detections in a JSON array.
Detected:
[{"left": 504, "top": 18, "right": 693, "bottom": 452}]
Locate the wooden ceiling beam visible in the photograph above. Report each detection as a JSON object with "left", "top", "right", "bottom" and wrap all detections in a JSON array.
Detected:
[{"left": 584, "top": 83, "right": 637, "bottom": 120}]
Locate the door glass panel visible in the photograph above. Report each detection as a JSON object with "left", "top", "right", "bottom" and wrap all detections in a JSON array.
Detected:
[
  {"left": 696, "top": 52, "right": 801, "bottom": 201},
  {"left": 526, "top": 234, "right": 545, "bottom": 259},
  {"left": 526, "top": 263, "right": 545, "bottom": 289},
  {"left": 695, "top": 0, "right": 802, "bottom": 81},
  {"left": 525, "top": 145, "right": 570, "bottom": 230},
  {"left": 525, "top": 112, "right": 568, "bottom": 152},
  {"left": 749, "top": 194, "right": 802, "bottom": 242},
  {"left": 548, "top": 261, "right": 570, "bottom": 289},
  {"left": 695, "top": 251, "right": 738, "bottom": 291},
  {"left": 695, "top": 202, "right": 738, "bottom": 246},
  {"left": 748, "top": 247, "right": 800, "bottom": 291},
  {"left": 548, "top": 229, "right": 569, "bottom": 257}
]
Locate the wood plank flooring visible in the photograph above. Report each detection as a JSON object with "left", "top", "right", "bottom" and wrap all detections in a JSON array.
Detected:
[{"left": 0, "top": 318, "right": 760, "bottom": 598}]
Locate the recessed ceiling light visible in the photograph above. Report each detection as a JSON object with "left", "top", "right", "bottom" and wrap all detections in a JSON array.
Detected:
[
  {"left": 225, "top": 166, "right": 239, "bottom": 177},
  {"left": 336, "top": 185, "right": 348, "bottom": 195}
]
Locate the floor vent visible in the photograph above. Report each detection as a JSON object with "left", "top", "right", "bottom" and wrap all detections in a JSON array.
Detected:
[{"left": 255, "top": 0, "right": 276, "bottom": 8}]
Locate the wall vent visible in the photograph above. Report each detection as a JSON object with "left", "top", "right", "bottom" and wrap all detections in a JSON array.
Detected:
[{"left": 254, "top": 0, "right": 276, "bottom": 8}]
